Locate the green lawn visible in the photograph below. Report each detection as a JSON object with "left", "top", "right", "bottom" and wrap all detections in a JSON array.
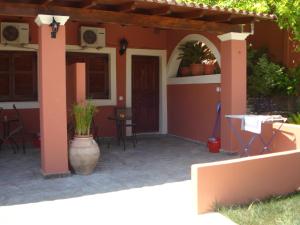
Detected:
[{"left": 218, "top": 192, "right": 300, "bottom": 225}]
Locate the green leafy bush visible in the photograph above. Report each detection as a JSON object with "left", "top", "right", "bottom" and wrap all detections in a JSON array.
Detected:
[
  {"left": 73, "top": 101, "right": 96, "bottom": 136},
  {"left": 247, "top": 45, "right": 300, "bottom": 98},
  {"left": 248, "top": 54, "right": 286, "bottom": 97},
  {"left": 247, "top": 46, "right": 268, "bottom": 76},
  {"left": 288, "top": 112, "right": 300, "bottom": 124}
]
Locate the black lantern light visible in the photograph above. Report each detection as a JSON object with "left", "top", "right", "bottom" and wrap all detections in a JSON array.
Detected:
[
  {"left": 119, "top": 38, "right": 128, "bottom": 55},
  {"left": 49, "top": 17, "right": 60, "bottom": 39}
]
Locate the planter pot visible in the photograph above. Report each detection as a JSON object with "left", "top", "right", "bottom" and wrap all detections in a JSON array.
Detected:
[
  {"left": 204, "top": 64, "right": 215, "bottom": 75},
  {"left": 190, "top": 63, "right": 204, "bottom": 76},
  {"left": 69, "top": 136, "right": 100, "bottom": 175},
  {"left": 180, "top": 66, "right": 191, "bottom": 76}
]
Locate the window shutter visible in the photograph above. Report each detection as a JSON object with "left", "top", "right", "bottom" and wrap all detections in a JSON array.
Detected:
[
  {"left": 0, "top": 53, "right": 10, "bottom": 100},
  {"left": 13, "top": 52, "right": 37, "bottom": 101},
  {"left": 67, "top": 53, "right": 110, "bottom": 100},
  {"left": 87, "top": 55, "right": 109, "bottom": 99},
  {"left": 0, "top": 51, "right": 37, "bottom": 102}
]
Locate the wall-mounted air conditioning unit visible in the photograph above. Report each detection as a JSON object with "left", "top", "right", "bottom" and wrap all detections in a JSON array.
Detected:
[
  {"left": 80, "top": 26, "right": 105, "bottom": 48},
  {"left": 1, "top": 22, "right": 29, "bottom": 45}
]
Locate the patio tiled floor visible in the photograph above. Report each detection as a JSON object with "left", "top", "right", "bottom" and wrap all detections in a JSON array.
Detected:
[{"left": 0, "top": 135, "right": 236, "bottom": 225}]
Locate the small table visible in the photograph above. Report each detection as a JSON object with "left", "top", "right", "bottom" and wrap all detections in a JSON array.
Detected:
[
  {"left": 225, "top": 115, "right": 287, "bottom": 156},
  {"left": 107, "top": 116, "right": 130, "bottom": 150}
]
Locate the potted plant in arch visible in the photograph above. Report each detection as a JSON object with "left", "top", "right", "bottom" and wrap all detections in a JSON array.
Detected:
[
  {"left": 177, "top": 42, "right": 192, "bottom": 76},
  {"left": 69, "top": 101, "right": 100, "bottom": 175},
  {"left": 203, "top": 50, "right": 217, "bottom": 75},
  {"left": 188, "top": 41, "right": 211, "bottom": 76}
]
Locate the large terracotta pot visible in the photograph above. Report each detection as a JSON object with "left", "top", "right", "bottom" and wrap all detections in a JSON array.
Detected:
[
  {"left": 180, "top": 66, "right": 191, "bottom": 76},
  {"left": 190, "top": 63, "right": 204, "bottom": 76},
  {"left": 204, "top": 64, "right": 215, "bottom": 75},
  {"left": 69, "top": 136, "right": 100, "bottom": 175}
]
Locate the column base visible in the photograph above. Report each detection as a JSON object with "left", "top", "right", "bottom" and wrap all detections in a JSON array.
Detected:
[{"left": 41, "top": 169, "right": 71, "bottom": 179}]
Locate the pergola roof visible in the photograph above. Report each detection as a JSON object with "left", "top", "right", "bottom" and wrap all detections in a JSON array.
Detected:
[{"left": 0, "top": 0, "right": 276, "bottom": 33}]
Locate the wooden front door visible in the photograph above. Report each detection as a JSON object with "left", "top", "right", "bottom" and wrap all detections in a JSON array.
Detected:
[{"left": 132, "top": 55, "right": 159, "bottom": 133}]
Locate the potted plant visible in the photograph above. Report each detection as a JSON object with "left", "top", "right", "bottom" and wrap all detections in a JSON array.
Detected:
[
  {"left": 188, "top": 41, "right": 211, "bottom": 76},
  {"left": 69, "top": 101, "right": 100, "bottom": 175},
  {"left": 177, "top": 42, "right": 192, "bottom": 76},
  {"left": 203, "top": 50, "right": 216, "bottom": 75},
  {"left": 203, "top": 59, "right": 216, "bottom": 75},
  {"left": 178, "top": 60, "right": 191, "bottom": 76}
]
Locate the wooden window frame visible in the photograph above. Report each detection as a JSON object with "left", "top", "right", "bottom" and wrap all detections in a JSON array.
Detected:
[
  {"left": 66, "top": 46, "right": 117, "bottom": 106},
  {"left": 0, "top": 51, "right": 37, "bottom": 102},
  {"left": 67, "top": 52, "right": 110, "bottom": 100}
]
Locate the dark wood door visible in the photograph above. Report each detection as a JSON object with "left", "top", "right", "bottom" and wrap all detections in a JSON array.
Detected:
[{"left": 132, "top": 55, "right": 159, "bottom": 133}]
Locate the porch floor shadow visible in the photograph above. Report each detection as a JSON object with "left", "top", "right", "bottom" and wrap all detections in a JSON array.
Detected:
[{"left": 0, "top": 135, "right": 236, "bottom": 206}]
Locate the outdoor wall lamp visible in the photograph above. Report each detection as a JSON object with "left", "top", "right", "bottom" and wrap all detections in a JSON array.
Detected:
[
  {"left": 119, "top": 38, "right": 128, "bottom": 55},
  {"left": 49, "top": 17, "right": 60, "bottom": 38}
]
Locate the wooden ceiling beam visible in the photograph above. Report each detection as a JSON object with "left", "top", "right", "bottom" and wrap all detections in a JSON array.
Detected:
[
  {"left": 80, "top": 0, "right": 98, "bottom": 9},
  {"left": 172, "top": 10, "right": 205, "bottom": 19},
  {"left": 202, "top": 14, "right": 232, "bottom": 22},
  {"left": 149, "top": 6, "right": 172, "bottom": 16},
  {"left": 229, "top": 16, "right": 256, "bottom": 24},
  {"left": 41, "top": 0, "right": 54, "bottom": 7},
  {"left": 0, "top": 2, "right": 240, "bottom": 33},
  {"left": 113, "top": 2, "right": 137, "bottom": 13}
]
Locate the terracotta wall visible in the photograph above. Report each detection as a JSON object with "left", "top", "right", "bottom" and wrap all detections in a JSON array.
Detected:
[
  {"left": 168, "top": 84, "right": 220, "bottom": 142},
  {"left": 67, "top": 22, "right": 167, "bottom": 136},
  {"left": 0, "top": 17, "right": 168, "bottom": 137},
  {"left": 2, "top": 17, "right": 296, "bottom": 144},
  {"left": 192, "top": 149, "right": 300, "bottom": 214},
  {"left": 248, "top": 20, "right": 300, "bottom": 67},
  {"left": 0, "top": 16, "right": 222, "bottom": 140},
  {"left": 166, "top": 30, "right": 221, "bottom": 143}
]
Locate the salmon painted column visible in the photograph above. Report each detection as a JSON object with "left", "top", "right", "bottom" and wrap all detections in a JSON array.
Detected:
[
  {"left": 218, "top": 32, "right": 250, "bottom": 153},
  {"left": 73, "top": 63, "right": 86, "bottom": 103},
  {"left": 35, "top": 15, "right": 70, "bottom": 176}
]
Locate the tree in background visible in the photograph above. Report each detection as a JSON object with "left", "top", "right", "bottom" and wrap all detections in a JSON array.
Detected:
[{"left": 182, "top": 0, "right": 300, "bottom": 44}]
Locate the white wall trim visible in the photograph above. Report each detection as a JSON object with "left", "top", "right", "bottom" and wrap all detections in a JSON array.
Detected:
[
  {"left": 35, "top": 14, "right": 69, "bottom": 26},
  {"left": 168, "top": 74, "right": 221, "bottom": 85},
  {"left": 167, "top": 34, "right": 221, "bottom": 78},
  {"left": 218, "top": 32, "right": 251, "bottom": 42},
  {"left": 66, "top": 45, "right": 117, "bottom": 106},
  {"left": 0, "top": 102, "right": 39, "bottom": 109},
  {"left": 126, "top": 48, "right": 168, "bottom": 134},
  {"left": 0, "top": 44, "right": 38, "bottom": 51}
]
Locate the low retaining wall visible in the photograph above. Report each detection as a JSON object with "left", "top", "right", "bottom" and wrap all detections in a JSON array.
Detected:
[
  {"left": 191, "top": 150, "right": 300, "bottom": 214},
  {"left": 222, "top": 122, "right": 300, "bottom": 155},
  {"left": 272, "top": 123, "right": 300, "bottom": 152}
]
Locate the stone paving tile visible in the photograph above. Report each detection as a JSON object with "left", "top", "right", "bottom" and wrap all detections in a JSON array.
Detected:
[{"left": 0, "top": 135, "right": 236, "bottom": 210}]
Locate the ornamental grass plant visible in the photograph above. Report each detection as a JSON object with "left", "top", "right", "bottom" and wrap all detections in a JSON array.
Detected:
[{"left": 73, "top": 101, "right": 96, "bottom": 136}]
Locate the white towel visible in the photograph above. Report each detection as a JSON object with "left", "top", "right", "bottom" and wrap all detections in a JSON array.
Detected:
[{"left": 241, "top": 115, "right": 264, "bottom": 134}]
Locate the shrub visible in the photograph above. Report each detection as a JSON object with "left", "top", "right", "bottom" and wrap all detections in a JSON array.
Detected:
[
  {"left": 288, "top": 112, "right": 300, "bottom": 124},
  {"left": 248, "top": 54, "right": 287, "bottom": 97}
]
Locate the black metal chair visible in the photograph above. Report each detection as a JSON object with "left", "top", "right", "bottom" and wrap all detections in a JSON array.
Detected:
[
  {"left": 0, "top": 105, "right": 28, "bottom": 153},
  {"left": 114, "top": 107, "right": 137, "bottom": 150},
  {"left": 10, "top": 104, "right": 28, "bottom": 153}
]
